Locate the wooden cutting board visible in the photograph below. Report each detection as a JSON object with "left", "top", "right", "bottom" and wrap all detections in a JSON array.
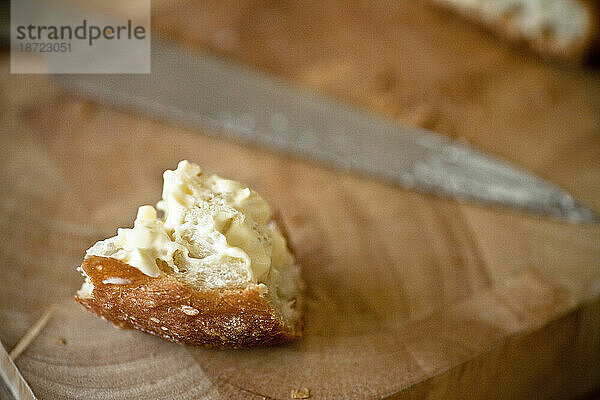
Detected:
[{"left": 1, "top": 1, "right": 600, "bottom": 399}]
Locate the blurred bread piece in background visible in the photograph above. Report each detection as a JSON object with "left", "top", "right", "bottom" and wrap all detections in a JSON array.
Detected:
[{"left": 431, "top": 0, "right": 599, "bottom": 63}]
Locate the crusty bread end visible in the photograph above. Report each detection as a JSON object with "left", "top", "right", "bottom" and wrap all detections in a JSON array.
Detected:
[
  {"left": 75, "top": 256, "right": 302, "bottom": 348},
  {"left": 74, "top": 161, "right": 304, "bottom": 348},
  {"left": 431, "top": 0, "right": 599, "bottom": 63}
]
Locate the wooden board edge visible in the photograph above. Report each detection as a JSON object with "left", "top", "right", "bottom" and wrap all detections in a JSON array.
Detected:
[{"left": 387, "top": 297, "right": 600, "bottom": 399}]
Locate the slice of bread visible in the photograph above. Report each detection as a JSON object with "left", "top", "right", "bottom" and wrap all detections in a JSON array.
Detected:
[
  {"left": 74, "top": 161, "right": 303, "bottom": 348},
  {"left": 431, "top": 0, "right": 599, "bottom": 62}
]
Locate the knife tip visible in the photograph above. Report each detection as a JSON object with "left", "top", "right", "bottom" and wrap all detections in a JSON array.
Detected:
[{"left": 562, "top": 202, "right": 598, "bottom": 223}]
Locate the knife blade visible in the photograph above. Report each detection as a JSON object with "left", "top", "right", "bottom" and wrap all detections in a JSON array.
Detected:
[
  {"left": 0, "top": 340, "right": 37, "bottom": 400},
  {"left": 53, "top": 40, "right": 596, "bottom": 222}
]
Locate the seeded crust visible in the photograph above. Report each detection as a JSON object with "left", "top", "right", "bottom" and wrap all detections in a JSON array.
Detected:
[{"left": 431, "top": 0, "right": 599, "bottom": 63}]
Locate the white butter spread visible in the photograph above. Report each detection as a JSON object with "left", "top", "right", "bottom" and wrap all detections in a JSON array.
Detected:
[
  {"left": 86, "top": 160, "right": 294, "bottom": 287},
  {"left": 436, "top": 0, "right": 589, "bottom": 45}
]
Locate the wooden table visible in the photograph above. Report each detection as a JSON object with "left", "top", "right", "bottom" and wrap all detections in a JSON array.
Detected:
[{"left": 1, "top": 1, "right": 600, "bottom": 399}]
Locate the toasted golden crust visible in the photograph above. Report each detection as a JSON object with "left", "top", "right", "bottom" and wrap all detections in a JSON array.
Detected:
[{"left": 75, "top": 256, "right": 301, "bottom": 348}]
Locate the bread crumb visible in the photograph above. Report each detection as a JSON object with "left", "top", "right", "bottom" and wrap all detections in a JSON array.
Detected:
[
  {"left": 405, "top": 104, "right": 437, "bottom": 130},
  {"left": 374, "top": 66, "right": 396, "bottom": 92},
  {"left": 150, "top": 317, "right": 160, "bottom": 323},
  {"left": 181, "top": 305, "right": 200, "bottom": 316},
  {"left": 290, "top": 388, "right": 310, "bottom": 399},
  {"left": 56, "top": 337, "right": 67, "bottom": 345}
]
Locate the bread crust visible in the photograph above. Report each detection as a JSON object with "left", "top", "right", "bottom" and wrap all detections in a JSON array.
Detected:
[
  {"left": 431, "top": 0, "right": 600, "bottom": 63},
  {"left": 75, "top": 256, "right": 301, "bottom": 348}
]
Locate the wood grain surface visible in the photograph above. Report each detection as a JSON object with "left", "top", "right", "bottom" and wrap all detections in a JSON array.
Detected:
[{"left": 1, "top": 1, "right": 600, "bottom": 399}]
